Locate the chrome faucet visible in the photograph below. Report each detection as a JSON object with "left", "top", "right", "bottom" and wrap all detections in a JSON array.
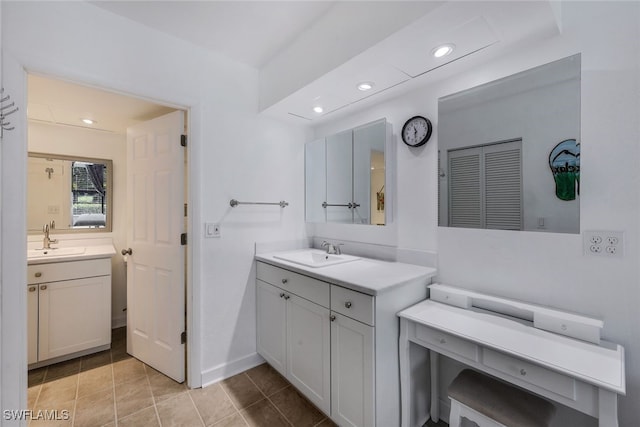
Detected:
[
  {"left": 42, "top": 222, "right": 58, "bottom": 249},
  {"left": 321, "top": 241, "right": 343, "bottom": 255}
]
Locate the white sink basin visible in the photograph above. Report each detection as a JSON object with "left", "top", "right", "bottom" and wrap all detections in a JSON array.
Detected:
[
  {"left": 28, "top": 247, "right": 86, "bottom": 259},
  {"left": 273, "top": 250, "right": 360, "bottom": 268}
]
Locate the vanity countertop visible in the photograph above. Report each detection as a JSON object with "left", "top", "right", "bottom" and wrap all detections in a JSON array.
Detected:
[
  {"left": 27, "top": 244, "right": 116, "bottom": 265},
  {"left": 256, "top": 250, "right": 437, "bottom": 296}
]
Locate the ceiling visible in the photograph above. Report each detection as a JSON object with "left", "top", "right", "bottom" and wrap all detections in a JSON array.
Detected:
[
  {"left": 91, "top": 1, "right": 561, "bottom": 124},
  {"left": 91, "top": 1, "right": 337, "bottom": 68},
  {"left": 30, "top": 1, "right": 561, "bottom": 131},
  {"left": 28, "top": 74, "right": 176, "bottom": 134}
]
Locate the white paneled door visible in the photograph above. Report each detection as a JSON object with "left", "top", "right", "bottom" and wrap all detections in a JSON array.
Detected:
[{"left": 126, "top": 110, "right": 185, "bottom": 382}]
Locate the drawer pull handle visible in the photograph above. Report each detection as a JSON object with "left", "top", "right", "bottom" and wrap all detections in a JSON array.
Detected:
[
  {"left": 520, "top": 369, "right": 527, "bottom": 376},
  {"left": 35, "top": 272, "right": 42, "bottom": 278},
  {"left": 284, "top": 295, "right": 290, "bottom": 300},
  {"left": 29, "top": 286, "right": 36, "bottom": 292},
  {"left": 439, "top": 338, "right": 446, "bottom": 344},
  {"left": 330, "top": 315, "right": 336, "bottom": 322},
  {"left": 345, "top": 301, "right": 352, "bottom": 308},
  {"left": 279, "top": 293, "right": 285, "bottom": 298},
  {"left": 40, "top": 285, "right": 47, "bottom": 291},
  {"left": 282, "top": 278, "right": 288, "bottom": 284}
]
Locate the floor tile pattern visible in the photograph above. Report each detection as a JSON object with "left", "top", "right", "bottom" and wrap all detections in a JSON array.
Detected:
[{"left": 27, "top": 328, "right": 338, "bottom": 427}]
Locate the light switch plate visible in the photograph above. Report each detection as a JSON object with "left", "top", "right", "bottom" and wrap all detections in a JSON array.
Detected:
[
  {"left": 583, "top": 230, "right": 623, "bottom": 258},
  {"left": 205, "top": 223, "right": 221, "bottom": 238}
]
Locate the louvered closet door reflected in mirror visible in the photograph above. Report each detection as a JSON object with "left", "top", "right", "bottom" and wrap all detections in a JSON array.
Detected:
[{"left": 448, "top": 139, "right": 522, "bottom": 230}]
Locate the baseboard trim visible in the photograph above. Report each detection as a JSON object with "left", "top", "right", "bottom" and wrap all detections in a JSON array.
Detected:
[
  {"left": 201, "top": 353, "right": 265, "bottom": 388},
  {"left": 112, "top": 315, "right": 126, "bottom": 329}
]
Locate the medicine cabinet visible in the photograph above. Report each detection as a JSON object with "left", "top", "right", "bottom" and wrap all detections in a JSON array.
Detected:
[{"left": 305, "top": 118, "right": 393, "bottom": 225}]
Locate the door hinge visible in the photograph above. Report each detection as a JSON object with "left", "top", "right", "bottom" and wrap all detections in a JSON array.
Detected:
[
  {"left": 181, "top": 331, "right": 186, "bottom": 344},
  {"left": 181, "top": 134, "right": 187, "bottom": 147},
  {"left": 181, "top": 233, "right": 187, "bottom": 245}
]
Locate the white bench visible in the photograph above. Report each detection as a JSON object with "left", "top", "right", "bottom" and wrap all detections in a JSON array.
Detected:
[{"left": 448, "top": 369, "right": 556, "bottom": 427}]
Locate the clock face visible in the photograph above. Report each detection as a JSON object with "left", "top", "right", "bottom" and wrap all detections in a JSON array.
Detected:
[{"left": 402, "top": 116, "right": 432, "bottom": 147}]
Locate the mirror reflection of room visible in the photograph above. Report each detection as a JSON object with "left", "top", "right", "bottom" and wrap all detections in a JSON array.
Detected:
[
  {"left": 305, "top": 118, "right": 391, "bottom": 226},
  {"left": 438, "top": 54, "right": 581, "bottom": 234},
  {"left": 27, "top": 153, "right": 112, "bottom": 232}
]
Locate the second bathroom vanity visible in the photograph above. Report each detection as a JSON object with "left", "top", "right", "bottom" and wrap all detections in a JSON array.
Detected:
[
  {"left": 27, "top": 244, "right": 115, "bottom": 368},
  {"left": 255, "top": 248, "right": 436, "bottom": 427}
]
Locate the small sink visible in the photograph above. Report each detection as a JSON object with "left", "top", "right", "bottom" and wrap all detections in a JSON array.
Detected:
[
  {"left": 28, "top": 247, "right": 86, "bottom": 259},
  {"left": 273, "top": 249, "right": 360, "bottom": 268}
]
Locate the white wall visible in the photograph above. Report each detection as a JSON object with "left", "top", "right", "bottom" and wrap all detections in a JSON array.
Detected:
[
  {"left": 27, "top": 122, "right": 128, "bottom": 328},
  {"left": 311, "top": 2, "right": 640, "bottom": 425},
  {"left": 2, "top": 1, "right": 309, "bottom": 401}
]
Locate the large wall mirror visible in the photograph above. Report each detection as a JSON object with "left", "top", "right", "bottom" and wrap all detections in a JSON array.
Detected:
[
  {"left": 28, "top": 153, "right": 113, "bottom": 233},
  {"left": 306, "top": 118, "right": 392, "bottom": 225},
  {"left": 438, "top": 54, "right": 581, "bottom": 234}
]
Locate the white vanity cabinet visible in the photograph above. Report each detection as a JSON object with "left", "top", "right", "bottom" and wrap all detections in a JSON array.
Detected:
[
  {"left": 330, "top": 310, "right": 374, "bottom": 427},
  {"left": 256, "top": 263, "right": 331, "bottom": 415},
  {"left": 256, "top": 259, "right": 430, "bottom": 427},
  {"left": 27, "top": 258, "right": 112, "bottom": 367}
]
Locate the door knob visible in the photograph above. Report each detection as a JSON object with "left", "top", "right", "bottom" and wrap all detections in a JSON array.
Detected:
[
  {"left": 40, "top": 285, "right": 47, "bottom": 291},
  {"left": 330, "top": 315, "right": 336, "bottom": 322},
  {"left": 121, "top": 248, "right": 133, "bottom": 256}
]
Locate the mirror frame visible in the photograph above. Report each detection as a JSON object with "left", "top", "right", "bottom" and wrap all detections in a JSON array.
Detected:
[{"left": 28, "top": 152, "right": 113, "bottom": 234}]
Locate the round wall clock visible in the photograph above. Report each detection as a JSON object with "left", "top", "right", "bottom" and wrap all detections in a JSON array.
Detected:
[{"left": 401, "top": 116, "right": 432, "bottom": 147}]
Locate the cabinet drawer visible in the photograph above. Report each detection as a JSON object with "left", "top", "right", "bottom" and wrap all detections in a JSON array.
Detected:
[
  {"left": 257, "top": 262, "right": 330, "bottom": 308},
  {"left": 28, "top": 258, "right": 111, "bottom": 284},
  {"left": 331, "top": 285, "right": 374, "bottom": 326},
  {"left": 415, "top": 325, "right": 479, "bottom": 362},
  {"left": 483, "top": 348, "right": 576, "bottom": 400}
]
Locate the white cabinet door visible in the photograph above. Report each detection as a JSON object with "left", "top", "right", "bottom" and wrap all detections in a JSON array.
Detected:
[
  {"left": 38, "top": 276, "right": 111, "bottom": 361},
  {"left": 331, "top": 312, "right": 375, "bottom": 427},
  {"left": 27, "top": 285, "right": 38, "bottom": 365},
  {"left": 256, "top": 280, "right": 287, "bottom": 377},
  {"left": 287, "top": 293, "right": 331, "bottom": 415}
]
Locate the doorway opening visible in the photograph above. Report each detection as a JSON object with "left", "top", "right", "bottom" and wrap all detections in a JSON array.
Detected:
[{"left": 26, "top": 73, "right": 190, "bottom": 386}]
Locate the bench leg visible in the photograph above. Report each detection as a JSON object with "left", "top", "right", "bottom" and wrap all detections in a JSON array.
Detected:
[{"left": 449, "top": 400, "right": 461, "bottom": 427}]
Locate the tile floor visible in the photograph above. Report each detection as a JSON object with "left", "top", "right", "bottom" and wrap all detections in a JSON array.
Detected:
[{"left": 28, "top": 328, "right": 337, "bottom": 427}]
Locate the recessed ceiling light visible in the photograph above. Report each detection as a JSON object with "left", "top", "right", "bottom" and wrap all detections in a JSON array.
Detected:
[
  {"left": 432, "top": 44, "right": 455, "bottom": 58},
  {"left": 81, "top": 118, "right": 95, "bottom": 125},
  {"left": 357, "top": 82, "right": 375, "bottom": 91},
  {"left": 313, "top": 106, "right": 324, "bottom": 114}
]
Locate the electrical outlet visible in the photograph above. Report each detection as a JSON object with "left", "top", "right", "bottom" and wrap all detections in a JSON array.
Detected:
[{"left": 584, "top": 230, "right": 624, "bottom": 258}]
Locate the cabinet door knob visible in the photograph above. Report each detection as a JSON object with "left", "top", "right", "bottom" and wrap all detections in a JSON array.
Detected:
[
  {"left": 520, "top": 369, "right": 527, "bottom": 376},
  {"left": 284, "top": 295, "right": 290, "bottom": 300},
  {"left": 281, "top": 278, "right": 288, "bottom": 284},
  {"left": 439, "top": 338, "right": 446, "bottom": 344},
  {"left": 35, "top": 272, "right": 42, "bottom": 278},
  {"left": 279, "top": 293, "right": 285, "bottom": 298},
  {"left": 29, "top": 286, "right": 36, "bottom": 292},
  {"left": 330, "top": 315, "right": 336, "bottom": 322},
  {"left": 40, "top": 285, "right": 47, "bottom": 291},
  {"left": 344, "top": 301, "right": 352, "bottom": 309}
]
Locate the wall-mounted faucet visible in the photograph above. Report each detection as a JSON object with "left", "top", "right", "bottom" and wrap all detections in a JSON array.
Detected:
[
  {"left": 321, "top": 240, "right": 343, "bottom": 255},
  {"left": 42, "top": 222, "right": 58, "bottom": 249}
]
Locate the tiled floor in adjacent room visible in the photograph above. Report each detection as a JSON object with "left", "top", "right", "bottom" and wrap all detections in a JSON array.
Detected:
[{"left": 28, "top": 328, "right": 337, "bottom": 427}]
